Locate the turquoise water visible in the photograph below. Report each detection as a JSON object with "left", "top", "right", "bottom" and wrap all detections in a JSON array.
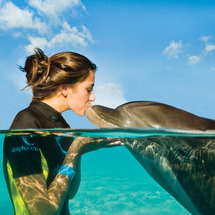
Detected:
[
  {"left": 0, "top": 135, "right": 14, "bottom": 214},
  {"left": 2, "top": 127, "right": 213, "bottom": 214}
]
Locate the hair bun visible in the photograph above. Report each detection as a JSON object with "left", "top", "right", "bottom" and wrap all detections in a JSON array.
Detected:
[{"left": 21, "top": 48, "right": 50, "bottom": 88}]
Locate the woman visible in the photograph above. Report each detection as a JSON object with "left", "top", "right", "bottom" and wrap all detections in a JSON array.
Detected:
[{"left": 3, "top": 48, "right": 123, "bottom": 215}]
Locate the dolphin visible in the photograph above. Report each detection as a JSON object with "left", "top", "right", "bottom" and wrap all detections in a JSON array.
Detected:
[{"left": 86, "top": 101, "right": 215, "bottom": 215}]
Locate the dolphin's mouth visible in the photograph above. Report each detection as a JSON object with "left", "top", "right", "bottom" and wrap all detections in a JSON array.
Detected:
[{"left": 86, "top": 106, "right": 119, "bottom": 128}]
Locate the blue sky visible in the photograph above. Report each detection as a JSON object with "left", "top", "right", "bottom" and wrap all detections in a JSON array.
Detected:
[{"left": 1, "top": 0, "right": 215, "bottom": 129}]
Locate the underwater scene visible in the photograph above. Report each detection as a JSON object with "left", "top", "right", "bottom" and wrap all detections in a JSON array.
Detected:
[{"left": 1, "top": 127, "right": 215, "bottom": 214}]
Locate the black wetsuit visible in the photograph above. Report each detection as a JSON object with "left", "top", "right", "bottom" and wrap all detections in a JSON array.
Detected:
[{"left": 3, "top": 102, "right": 73, "bottom": 215}]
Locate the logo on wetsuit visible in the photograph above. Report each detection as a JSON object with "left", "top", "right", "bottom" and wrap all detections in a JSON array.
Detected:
[{"left": 12, "top": 136, "right": 39, "bottom": 153}]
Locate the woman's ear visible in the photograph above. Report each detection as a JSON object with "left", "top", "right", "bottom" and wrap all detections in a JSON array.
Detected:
[{"left": 59, "top": 84, "right": 69, "bottom": 97}]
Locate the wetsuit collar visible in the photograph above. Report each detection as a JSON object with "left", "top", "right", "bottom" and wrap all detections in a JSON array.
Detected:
[{"left": 30, "top": 101, "right": 62, "bottom": 122}]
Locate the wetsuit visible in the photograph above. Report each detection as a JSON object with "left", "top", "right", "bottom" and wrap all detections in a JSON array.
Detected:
[{"left": 3, "top": 101, "right": 73, "bottom": 215}]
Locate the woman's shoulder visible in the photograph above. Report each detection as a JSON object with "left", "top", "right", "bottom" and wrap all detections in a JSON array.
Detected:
[{"left": 10, "top": 105, "right": 41, "bottom": 129}]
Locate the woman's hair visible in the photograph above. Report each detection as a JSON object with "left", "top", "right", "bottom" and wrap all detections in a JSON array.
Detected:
[{"left": 20, "top": 48, "right": 97, "bottom": 101}]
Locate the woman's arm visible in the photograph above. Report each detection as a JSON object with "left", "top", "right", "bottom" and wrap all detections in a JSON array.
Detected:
[
  {"left": 15, "top": 148, "right": 78, "bottom": 215},
  {"left": 15, "top": 137, "right": 123, "bottom": 214},
  {"left": 15, "top": 173, "right": 72, "bottom": 215}
]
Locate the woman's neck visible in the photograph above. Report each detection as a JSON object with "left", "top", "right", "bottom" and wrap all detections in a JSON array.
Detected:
[{"left": 41, "top": 95, "right": 68, "bottom": 114}]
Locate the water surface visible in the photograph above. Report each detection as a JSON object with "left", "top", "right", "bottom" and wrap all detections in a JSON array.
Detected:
[{"left": 2, "top": 127, "right": 213, "bottom": 214}]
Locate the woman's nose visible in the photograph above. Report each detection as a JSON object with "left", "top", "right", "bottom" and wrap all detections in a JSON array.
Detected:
[{"left": 89, "top": 90, "right": 95, "bottom": 102}]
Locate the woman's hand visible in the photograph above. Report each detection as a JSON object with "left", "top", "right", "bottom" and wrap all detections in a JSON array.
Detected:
[{"left": 68, "top": 137, "right": 124, "bottom": 155}]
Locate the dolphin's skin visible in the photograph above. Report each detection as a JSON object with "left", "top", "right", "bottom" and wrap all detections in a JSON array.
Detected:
[
  {"left": 86, "top": 101, "right": 215, "bottom": 215},
  {"left": 86, "top": 101, "right": 215, "bottom": 130}
]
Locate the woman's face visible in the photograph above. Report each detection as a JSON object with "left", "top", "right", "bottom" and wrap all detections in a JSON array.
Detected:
[{"left": 66, "top": 71, "right": 95, "bottom": 116}]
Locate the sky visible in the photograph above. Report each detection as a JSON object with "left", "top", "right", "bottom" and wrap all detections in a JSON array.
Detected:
[{"left": 1, "top": 0, "right": 215, "bottom": 129}]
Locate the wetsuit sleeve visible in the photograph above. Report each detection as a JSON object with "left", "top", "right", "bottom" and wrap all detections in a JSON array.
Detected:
[{"left": 4, "top": 110, "right": 43, "bottom": 178}]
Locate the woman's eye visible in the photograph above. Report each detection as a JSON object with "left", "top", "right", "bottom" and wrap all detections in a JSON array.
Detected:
[{"left": 87, "top": 88, "right": 92, "bottom": 93}]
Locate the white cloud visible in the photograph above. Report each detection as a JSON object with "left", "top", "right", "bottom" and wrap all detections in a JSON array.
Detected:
[
  {"left": 13, "top": 31, "right": 23, "bottom": 38},
  {"left": 25, "top": 36, "right": 49, "bottom": 53},
  {"left": 93, "top": 83, "right": 127, "bottom": 108},
  {"left": 188, "top": 55, "right": 201, "bottom": 65},
  {"left": 162, "top": 40, "right": 184, "bottom": 59},
  {"left": 200, "top": 35, "right": 211, "bottom": 43},
  {"left": 0, "top": 1, "right": 93, "bottom": 54},
  {"left": 204, "top": 43, "right": 215, "bottom": 54},
  {"left": 0, "top": 1, "right": 48, "bottom": 34},
  {"left": 25, "top": 22, "right": 93, "bottom": 53},
  {"left": 28, "top": 0, "right": 85, "bottom": 18},
  {"left": 50, "top": 23, "right": 93, "bottom": 46},
  {"left": 199, "top": 35, "right": 215, "bottom": 55}
]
